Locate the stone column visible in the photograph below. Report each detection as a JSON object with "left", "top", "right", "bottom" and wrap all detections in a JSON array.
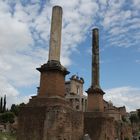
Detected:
[
  {"left": 17, "top": 6, "right": 84, "bottom": 140},
  {"left": 37, "top": 6, "right": 69, "bottom": 97},
  {"left": 86, "top": 28, "right": 105, "bottom": 112},
  {"left": 92, "top": 28, "right": 100, "bottom": 88},
  {"left": 49, "top": 6, "right": 62, "bottom": 61}
]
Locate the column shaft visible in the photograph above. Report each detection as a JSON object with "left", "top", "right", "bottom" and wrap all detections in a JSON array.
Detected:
[
  {"left": 49, "top": 6, "right": 62, "bottom": 61},
  {"left": 92, "top": 28, "right": 100, "bottom": 88}
]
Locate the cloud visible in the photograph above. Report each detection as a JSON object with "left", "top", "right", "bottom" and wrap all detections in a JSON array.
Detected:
[
  {"left": 0, "top": 0, "right": 140, "bottom": 111},
  {"left": 98, "top": 0, "right": 140, "bottom": 49},
  {"left": 0, "top": 75, "right": 31, "bottom": 108},
  {"left": 0, "top": 0, "right": 99, "bottom": 106},
  {"left": 132, "top": 0, "right": 140, "bottom": 9},
  {"left": 50, "top": 0, "right": 99, "bottom": 63},
  {"left": 104, "top": 86, "right": 140, "bottom": 111},
  {"left": 0, "top": 2, "right": 47, "bottom": 88}
]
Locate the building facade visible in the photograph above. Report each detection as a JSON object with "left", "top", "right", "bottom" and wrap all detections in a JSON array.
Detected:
[{"left": 65, "top": 75, "right": 87, "bottom": 112}]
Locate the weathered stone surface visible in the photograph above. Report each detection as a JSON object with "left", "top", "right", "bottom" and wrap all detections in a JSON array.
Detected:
[
  {"left": 49, "top": 6, "right": 62, "bottom": 61},
  {"left": 17, "top": 98, "right": 84, "bottom": 140},
  {"left": 84, "top": 112, "right": 115, "bottom": 140},
  {"left": 92, "top": 28, "right": 100, "bottom": 88},
  {"left": 114, "top": 121, "right": 132, "bottom": 140},
  {"left": 17, "top": 107, "right": 45, "bottom": 140},
  {"left": 86, "top": 88, "right": 105, "bottom": 112},
  {"left": 87, "top": 28, "right": 105, "bottom": 112},
  {"left": 37, "top": 61, "right": 69, "bottom": 97}
]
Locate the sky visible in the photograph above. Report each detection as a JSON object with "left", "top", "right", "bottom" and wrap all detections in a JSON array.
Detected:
[{"left": 0, "top": 0, "right": 140, "bottom": 112}]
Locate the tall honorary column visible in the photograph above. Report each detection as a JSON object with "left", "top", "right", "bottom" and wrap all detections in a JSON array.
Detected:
[
  {"left": 86, "top": 28, "right": 105, "bottom": 112},
  {"left": 92, "top": 28, "right": 100, "bottom": 88},
  {"left": 49, "top": 6, "right": 62, "bottom": 61},
  {"left": 37, "top": 6, "right": 69, "bottom": 97}
]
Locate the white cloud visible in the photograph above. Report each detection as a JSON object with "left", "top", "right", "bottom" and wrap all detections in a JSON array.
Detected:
[
  {"left": 99, "top": 0, "right": 107, "bottom": 5},
  {"left": 0, "top": 0, "right": 99, "bottom": 106},
  {"left": 132, "top": 0, "right": 140, "bottom": 9},
  {"left": 0, "top": 0, "right": 140, "bottom": 111},
  {"left": 97, "top": 0, "right": 140, "bottom": 50},
  {"left": 104, "top": 86, "right": 140, "bottom": 112}
]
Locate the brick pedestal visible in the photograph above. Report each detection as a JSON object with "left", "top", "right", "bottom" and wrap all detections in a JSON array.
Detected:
[
  {"left": 86, "top": 87, "right": 105, "bottom": 112},
  {"left": 37, "top": 60, "right": 69, "bottom": 97}
]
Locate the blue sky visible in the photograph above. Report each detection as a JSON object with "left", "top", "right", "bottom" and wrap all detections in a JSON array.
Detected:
[{"left": 0, "top": 0, "right": 140, "bottom": 111}]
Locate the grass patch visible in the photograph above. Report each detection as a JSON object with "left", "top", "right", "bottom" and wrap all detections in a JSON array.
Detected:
[{"left": 0, "top": 132, "right": 16, "bottom": 140}]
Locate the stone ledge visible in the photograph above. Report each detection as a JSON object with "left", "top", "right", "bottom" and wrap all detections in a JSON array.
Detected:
[
  {"left": 86, "top": 87, "right": 105, "bottom": 95},
  {"left": 37, "top": 60, "right": 70, "bottom": 75}
]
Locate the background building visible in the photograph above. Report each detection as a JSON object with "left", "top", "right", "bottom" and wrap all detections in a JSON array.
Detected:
[{"left": 65, "top": 75, "right": 87, "bottom": 112}]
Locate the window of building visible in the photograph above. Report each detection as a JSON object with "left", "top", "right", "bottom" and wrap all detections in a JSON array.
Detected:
[{"left": 77, "top": 85, "right": 80, "bottom": 95}]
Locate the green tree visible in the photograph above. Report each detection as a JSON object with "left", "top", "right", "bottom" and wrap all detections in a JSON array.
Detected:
[
  {"left": 0, "top": 97, "right": 2, "bottom": 113},
  {"left": 10, "top": 104, "right": 19, "bottom": 116},
  {"left": 0, "top": 112, "right": 15, "bottom": 123},
  {"left": 137, "top": 109, "right": 140, "bottom": 120},
  {"left": 10, "top": 103, "right": 25, "bottom": 116},
  {"left": 0, "top": 95, "right": 7, "bottom": 113},
  {"left": 3, "top": 95, "right": 6, "bottom": 112}
]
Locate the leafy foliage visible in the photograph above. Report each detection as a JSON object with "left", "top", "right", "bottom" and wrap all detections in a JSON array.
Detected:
[
  {"left": 10, "top": 104, "right": 20, "bottom": 116},
  {"left": 10, "top": 103, "right": 25, "bottom": 116},
  {"left": 137, "top": 109, "right": 140, "bottom": 120},
  {"left": 0, "top": 95, "right": 7, "bottom": 113},
  {"left": 0, "top": 112, "right": 15, "bottom": 123}
]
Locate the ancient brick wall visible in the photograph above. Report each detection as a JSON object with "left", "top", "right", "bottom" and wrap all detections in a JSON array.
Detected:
[
  {"left": 39, "top": 71, "right": 65, "bottom": 97},
  {"left": 87, "top": 93, "right": 104, "bottom": 112},
  {"left": 71, "top": 111, "right": 84, "bottom": 140},
  {"left": 17, "top": 99, "right": 84, "bottom": 140},
  {"left": 115, "top": 121, "right": 132, "bottom": 140},
  {"left": 84, "top": 112, "right": 115, "bottom": 140},
  {"left": 17, "top": 106, "right": 46, "bottom": 140}
]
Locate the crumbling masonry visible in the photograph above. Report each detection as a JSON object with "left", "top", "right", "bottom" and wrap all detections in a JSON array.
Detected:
[{"left": 17, "top": 6, "right": 132, "bottom": 140}]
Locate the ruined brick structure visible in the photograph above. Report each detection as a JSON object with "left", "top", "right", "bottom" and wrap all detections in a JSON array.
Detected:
[
  {"left": 17, "top": 6, "right": 83, "bottom": 140},
  {"left": 84, "top": 28, "right": 132, "bottom": 140},
  {"left": 104, "top": 100, "right": 126, "bottom": 121},
  {"left": 17, "top": 5, "right": 132, "bottom": 140},
  {"left": 86, "top": 29, "right": 105, "bottom": 112},
  {"left": 84, "top": 28, "right": 115, "bottom": 140}
]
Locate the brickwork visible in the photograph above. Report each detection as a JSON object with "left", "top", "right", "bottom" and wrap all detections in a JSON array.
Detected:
[
  {"left": 87, "top": 88, "right": 105, "bottom": 112},
  {"left": 115, "top": 121, "right": 132, "bottom": 140},
  {"left": 39, "top": 71, "right": 65, "bottom": 97},
  {"left": 17, "top": 106, "right": 46, "bottom": 140},
  {"left": 17, "top": 6, "right": 133, "bottom": 140},
  {"left": 84, "top": 112, "right": 115, "bottom": 140},
  {"left": 87, "top": 93, "right": 104, "bottom": 112},
  {"left": 17, "top": 98, "right": 84, "bottom": 140},
  {"left": 37, "top": 60, "right": 69, "bottom": 98}
]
